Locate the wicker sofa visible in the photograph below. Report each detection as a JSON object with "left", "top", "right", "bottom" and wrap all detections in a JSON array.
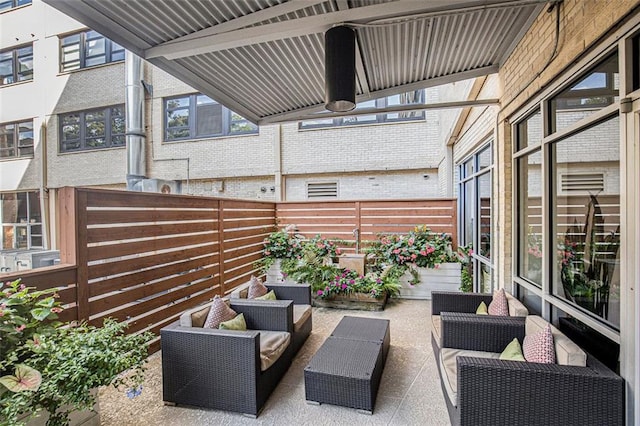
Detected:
[
  {"left": 431, "top": 290, "right": 529, "bottom": 359},
  {"left": 436, "top": 312, "right": 624, "bottom": 426},
  {"left": 161, "top": 299, "right": 298, "bottom": 417},
  {"left": 230, "top": 282, "right": 312, "bottom": 355}
]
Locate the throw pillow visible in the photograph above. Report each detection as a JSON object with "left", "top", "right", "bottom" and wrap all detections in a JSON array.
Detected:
[
  {"left": 219, "top": 313, "right": 247, "bottom": 331},
  {"left": 247, "top": 275, "right": 268, "bottom": 299},
  {"left": 523, "top": 324, "right": 556, "bottom": 364},
  {"left": 203, "top": 296, "right": 237, "bottom": 329},
  {"left": 476, "top": 301, "right": 488, "bottom": 315},
  {"left": 499, "top": 338, "right": 526, "bottom": 361},
  {"left": 255, "top": 289, "right": 277, "bottom": 300},
  {"left": 488, "top": 288, "right": 509, "bottom": 316}
]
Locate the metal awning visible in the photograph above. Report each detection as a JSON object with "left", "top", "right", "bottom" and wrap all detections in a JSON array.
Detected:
[{"left": 43, "top": 0, "right": 546, "bottom": 124}]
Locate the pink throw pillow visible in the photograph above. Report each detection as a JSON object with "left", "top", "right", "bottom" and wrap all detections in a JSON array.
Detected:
[
  {"left": 203, "top": 296, "right": 237, "bottom": 329},
  {"left": 488, "top": 288, "right": 509, "bottom": 316},
  {"left": 523, "top": 324, "right": 556, "bottom": 364},
  {"left": 247, "top": 275, "right": 268, "bottom": 299}
]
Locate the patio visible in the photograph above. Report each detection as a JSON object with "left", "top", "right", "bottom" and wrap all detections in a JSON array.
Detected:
[{"left": 98, "top": 299, "right": 450, "bottom": 425}]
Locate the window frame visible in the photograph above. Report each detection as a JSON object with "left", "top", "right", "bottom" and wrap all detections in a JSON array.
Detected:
[
  {"left": 58, "top": 105, "right": 126, "bottom": 153},
  {"left": 59, "top": 30, "right": 124, "bottom": 72},
  {"left": 0, "top": 43, "right": 33, "bottom": 86},
  {"left": 1, "top": 191, "right": 42, "bottom": 250},
  {"left": 0, "top": 119, "right": 34, "bottom": 160},
  {"left": 298, "top": 90, "right": 426, "bottom": 129},
  {"left": 0, "top": 0, "right": 31, "bottom": 13},
  {"left": 163, "top": 93, "right": 258, "bottom": 142}
]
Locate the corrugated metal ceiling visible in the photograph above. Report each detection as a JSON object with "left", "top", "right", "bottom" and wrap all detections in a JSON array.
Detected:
[{"left": 43, "top": 0, "right": 546, "bottom": 124}]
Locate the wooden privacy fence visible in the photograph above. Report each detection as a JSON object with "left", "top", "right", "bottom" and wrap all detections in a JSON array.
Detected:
[
  {"left": 1, "top": 189, "right": 457, "bottom": 352},
  {"left": 276, "top": 199, "right": 458, "bottom": 251}
]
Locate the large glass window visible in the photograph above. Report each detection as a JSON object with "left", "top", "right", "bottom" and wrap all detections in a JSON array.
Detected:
[
  {"left": 1, "top": 192, "right": 41, "bottom": 249},
  {"left": 0, "top": 44, "right": 33, "bottom": 86},
  {"left": 164, "top": 94, "right": 258, "bottom": 141},
  {"left": 458, "top": 143, "right": 493, "bottom": 293},
  {"left": 0, "top": 120, "right": 33, "bottom": 159},
  {"left": 0, "top": 0, "right": 30, "bottom": 12},
  {"left": 513, "top": 49, "right": 623, "bottom": 360},
  {"left": 552, "top": 116, "right": 620, "bottom": 328},
  {"left": 299, "top": 90, "right": 425, "bottom": 129},
  {"left": 60, "top": 30, "right": 124, "bottom": 72},
  {"left": 59, "top": 106, "right": 125, "bottom": 152}
]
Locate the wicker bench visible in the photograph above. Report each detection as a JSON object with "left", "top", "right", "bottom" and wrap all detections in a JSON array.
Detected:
[{"left": 304, "top": 316, "right": 390, "bottom": 414}]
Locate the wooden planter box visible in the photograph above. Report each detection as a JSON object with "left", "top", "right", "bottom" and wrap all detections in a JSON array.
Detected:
[
  {"left": 312, "top": 292, "right": 388, "bottom": 311},
  {"left": 398, "top": 263, "right": 462, "bottom": 300}
]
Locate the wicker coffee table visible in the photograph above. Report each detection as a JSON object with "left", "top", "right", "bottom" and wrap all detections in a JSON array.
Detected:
[{"left": 304, "top": 316, "right": 390, "bottom": 414}]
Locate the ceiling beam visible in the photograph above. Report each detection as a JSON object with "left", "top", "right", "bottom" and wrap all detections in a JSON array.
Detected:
[
  {"left": 145, "top": 0, "right": 503, "bottom": 60},
  {"left": 259, "top": 65, "right": 498, "bottom": 124},
  {"left": 446, "top": 76, "right": 489, "bottom": 146}
]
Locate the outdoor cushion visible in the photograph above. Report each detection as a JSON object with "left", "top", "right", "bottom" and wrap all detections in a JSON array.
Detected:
[
  {"left": 293, "top": 304, "right": 312, "bottom": 332},
  {"left": 255, "top": 289, "right": 277, "bottom": 300},
  {"left": 505, "top": 292, "right": 529, "bottom": 316},
  {"left": 219, "top": 313, "right": 247, "bottom": 331},
  {"left": 476, "top": 301, "right": 488, "bottom": 315},
  {"left": 488, "top": 288, "right": 509, "bottom": 316},
  {"left": 439, "top": 347, "right": 501, "bottom": 407},
  {"left": 258, "top": 330, "right": 291, "bottom": 371},
  {"left": 248, "top": 275, "right": 269, "bottom": 299},
  {"left": 499, "top": 338, "right": 525, "bottom": 361},
  {"left": 523, "top": 323, "right": 555, "bottom": 364},
  {"left": 179, "top": 304, "right": 211, "bottom": 328},
  {"left": 431, "top": 315, "right": 442, "bottom": 344},
  {"left": 525, "top": 316, "right": 586, "bottom": 366},
  {"left": 204, "top": 296, "right": 238, "bottom": 329}
]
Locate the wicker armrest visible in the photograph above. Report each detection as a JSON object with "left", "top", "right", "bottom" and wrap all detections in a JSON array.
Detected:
[
  {"left": 440, "top": 312, "right": 525, "bottom": 352},
  {"left": 457, "top": 355, "right": 624, "bottom": 426},
  {"left": 431, "top": 291, "right": 493, "bottom": 315},
  {"left": 230, "top": 299, "right": 293, "bottom": 332},
  {"left": 266, "top": 283, "right": 312, "bottom": 305}
]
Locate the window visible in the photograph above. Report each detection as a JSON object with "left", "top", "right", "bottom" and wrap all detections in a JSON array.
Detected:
[
  {"left": 0, "top": 0, "right": 30, "bottom": 12},
  {"left": 633, "top": 33, "right": 640, "bottom": 91},
  {"left": 0, "top": 120, "right": 33, "bottom": 159},
  {"left": 307, "top": 182, "right": 338, "bottom": 199},
  {"left": 164, "top": 94, "right": 258, "bottom": 141},
  {"left": 299, "top": 90, "right": 425, "bottom": 129},
  {"left": 60, "top": 30, "right": 124, "bottom": 72},
  {"left": 0, "top": 44, "right": 33, "bottom": 86},
  {"left": 59, "top": 106, "right": 125, "bottom": 152},
  {"left": 1, "top": 191, "right": 41, "bottom": 249},
  {"left": 458, "top": 143, "right": 493, "bottom": 293}
]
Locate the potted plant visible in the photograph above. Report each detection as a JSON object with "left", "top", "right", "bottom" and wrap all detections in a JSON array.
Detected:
[
  {"left": 256, "top": 226, "right": 305, "bottom": 283},
  {"left": 0, "top": 279, "right": 153, "bottom": 426},
  {"left": 559, "top": 194, "right": 620, "bottom": 319},
  {"left": 313, "top": 269, "right": 402, "bottom": 311},
  {"left": 366, "top": 226, "right": 462, "bottom": 299}
]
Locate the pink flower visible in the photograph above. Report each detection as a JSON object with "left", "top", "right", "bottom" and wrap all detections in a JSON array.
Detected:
[
  {"left": 420, "top": 250, "right": 427, "bottom": 256},
  {"left": 19, "top": 284, "right": 26, "bottom": 290},
  {"left": 317, "top": 290, "right": 324, "bottom": 296},
  {"left": 264, "top": 250, "right": 271, "bottom": 255},
  {"left": 392, "top": 249, "right": 400, "bottom": 254},
  {"left": 15, "top": 324, "right": 26, "bottom": 332},
  {"left": 52, "top": 307, "right": 63, "bottom": 313},
  {"left": 336, "top": 248, "right": 342, "bottom": 254},
  {"left": 341, "top": 284, "right": 347, "bottom": 290},
  {"left": 410, "top": 254, "right": 417, "bottom": 260},
  {"left": 408, "top": 238, "right": 414, "bottom": 245}
]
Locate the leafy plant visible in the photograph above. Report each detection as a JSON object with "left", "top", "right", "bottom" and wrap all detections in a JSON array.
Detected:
[
  {"left": 456, "top": 244, "right": 474, "bottom": 292},
  {"left": 255, "top": 226, "right": 304, "bottom": 273},
  {"left": 0, "top": 279, "right": 153, "bottom": 426},
  {"left": 559, "top": 194, "right": 620, "bottom": 318},
  {"left": 315, "top": 269, "right": 401, "bottom": 300}
]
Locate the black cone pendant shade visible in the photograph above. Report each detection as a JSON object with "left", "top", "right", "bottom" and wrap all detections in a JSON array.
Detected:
[{"left": 324, "top": 26, "right": 356, "bottom": 112}]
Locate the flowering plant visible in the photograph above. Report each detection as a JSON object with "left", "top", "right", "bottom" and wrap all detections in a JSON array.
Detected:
[
  {"left": 315, "top": 269, "right": 401, "bottom": 300},
  {"left": 1, "top": 279, "right": 153, "bottom": 426},
  {"left": 256, "top": 226, "right": 305, "bottom": 273},
  {"left": 304, "top": 235, "right": 342, "bottom": 260}
]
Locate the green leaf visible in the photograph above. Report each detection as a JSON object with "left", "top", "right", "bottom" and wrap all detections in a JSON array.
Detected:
[
  {"left": 31, "top": 307, "right": 52, "bottom": 321},
  {"left": 0, "top": 364, "right": 42, "bottom": 392}
]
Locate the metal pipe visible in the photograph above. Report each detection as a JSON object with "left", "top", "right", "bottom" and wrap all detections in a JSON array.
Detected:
[
  {"left": 38, "top": 121, "right": 49, "bottom": 249},
  {"left": 125, "top": 51, "right": 146, "bottom": 189}
]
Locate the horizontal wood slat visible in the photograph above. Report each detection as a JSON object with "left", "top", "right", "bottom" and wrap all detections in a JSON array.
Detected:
[
  {"left": 84, "top": 188, "right": 214, "bottom": 209},
  {"left": 88, "top": 233, "right": 218, "bottom": 262},
  {"left": 223, "top": 252, "right": 262, "bottom": 272},
  {"left": 222, "top": 209, "right": 275, "bottom": 219},
  {"left": 222, "top": 217, "right": 274, "bottom": 230},
  {"left": 86, "top": 209, "right": 216, "bottom": 224},
  {"left": 87, "top": 222, "right": 215, "bottom": 243}
]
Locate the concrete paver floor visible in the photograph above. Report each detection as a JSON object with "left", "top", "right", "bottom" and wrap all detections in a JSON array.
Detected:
[{"left": 98, "top": 298, "right": 450, "bottom": 425}]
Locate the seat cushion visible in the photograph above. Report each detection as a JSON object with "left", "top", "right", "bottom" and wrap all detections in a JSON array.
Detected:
[
  {"left": 439, "top": 348, "right": 501, "bottom": 407},
  {"left": 525, "top": 316, "right": 586, "bottom": 366},
  {"left": 258, "top": 331, "right": 291, "bottom": 371},
  {"left": 293, "top": 304, "right": 312, "bottom": 332},
  {"left": 506, "top": 292, "right": 529, "bottom": 316},
  {"left": 431, "top": 315, "right": 442, "bottom": 346}
]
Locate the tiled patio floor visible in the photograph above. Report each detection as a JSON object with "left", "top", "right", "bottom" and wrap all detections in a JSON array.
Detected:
[{"left": 98, "top": 299, "right": 450, "bottom": 425}]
